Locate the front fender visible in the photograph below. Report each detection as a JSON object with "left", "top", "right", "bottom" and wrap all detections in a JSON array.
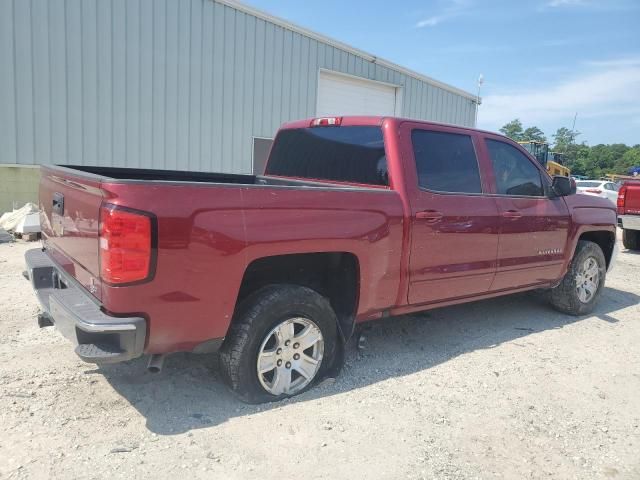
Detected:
[{"left": 561, "top": 205, "right": 617, "bottom": 277}]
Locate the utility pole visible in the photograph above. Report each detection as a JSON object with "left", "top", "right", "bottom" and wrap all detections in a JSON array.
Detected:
[
  {"left": 571, "top": 112, "right": 578, "bottom": 143},
  {"left": 475, "top": 74, "right": 484, "bottom": 127}
]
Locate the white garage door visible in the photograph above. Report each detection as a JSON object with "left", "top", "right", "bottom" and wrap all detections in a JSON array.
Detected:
[{"left": 317, "top": 71, "right": 400, "bottom": 117}]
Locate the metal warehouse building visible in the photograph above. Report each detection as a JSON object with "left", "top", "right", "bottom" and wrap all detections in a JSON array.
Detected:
[{"left": 0, "top": 0, "right": 478, "bottom": 213}]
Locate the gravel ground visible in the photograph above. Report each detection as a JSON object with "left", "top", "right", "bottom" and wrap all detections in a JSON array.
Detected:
[{"left": 1, "top": 237, "right": 639, "bottom": 480}]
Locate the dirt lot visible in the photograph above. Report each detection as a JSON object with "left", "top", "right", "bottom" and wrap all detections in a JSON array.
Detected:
[{"left": 1, "top": 238, "right": 639, "bottom": 480}]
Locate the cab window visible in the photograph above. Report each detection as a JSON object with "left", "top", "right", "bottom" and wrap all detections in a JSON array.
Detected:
[
  {"left": 411, "top": 130, "right": 482, "bottom": 194},
  {"left": 486, "top": 139, "right": 545, "bottom": 197}
]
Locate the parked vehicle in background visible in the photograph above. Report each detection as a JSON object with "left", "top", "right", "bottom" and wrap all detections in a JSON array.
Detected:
[
  {"left": 576, "top": 180, "right": 620, "bottom": 204},
  {"left": 518, "top": 141, "right": 571, "bottom": 177},
  {"left": 24, "top": 117, "right": 618, "bottom": 403},
  {"left": 617, "top": 180, "right": 640, "bottom": 250}
]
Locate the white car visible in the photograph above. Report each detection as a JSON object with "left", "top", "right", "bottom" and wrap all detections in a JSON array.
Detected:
[{"left": 575, "top": 180, "right": 620, "bottom": 204}]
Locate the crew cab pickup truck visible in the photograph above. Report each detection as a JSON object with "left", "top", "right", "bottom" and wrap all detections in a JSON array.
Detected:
[
  {"left": 25, "top": 116, "right": 618, "bottom": 403},
  {"left": 617, "top": 180, "right": 640, "bottom": 250}
]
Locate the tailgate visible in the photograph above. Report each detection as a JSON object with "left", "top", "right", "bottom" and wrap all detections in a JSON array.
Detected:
[
  {"left": 624, "top": 183, "right": 640, "bottom": 214},
  {"left": 40, "top": 166, "right": 103, "bottom": 300}
]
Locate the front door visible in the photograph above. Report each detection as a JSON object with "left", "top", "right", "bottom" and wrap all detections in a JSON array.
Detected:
[
  {"left": 480, "top": 136, "right": 571, "bottom": 290},
  {"left": 401, "top": 124, "right": 500, "bottom": 305}
]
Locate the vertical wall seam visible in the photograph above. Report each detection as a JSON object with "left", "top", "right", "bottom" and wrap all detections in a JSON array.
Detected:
[
  {"left": 198, "top": 0, "right": 204, "bottom": 171},
  {"left": 261, "top": 19, "right": 266, "bottom": 135},
  {"left": 248, "top": 12, "right": 254, "bottom": 171},
  {"left": 63, "top": 0, "right": 69, "bottom": 164},
  {"left": 12, "top": 0, "right": 19, "bottom": 163},
  {"left": 186, "top": 0, "right": 192, "bottom": 168},
  {"left": 29, "top": 0, "right": 36, "bottom": 164},
  {"left": 108, "top": 0, "right": 113, "bottom": 165},
  {"left": 95, "top": 0, "right": 100, "bottom": 166},
  {"left": 124, "top": 0, "right": 128, "bottom": 166},
  {"left": 138, "top": 0, "right": 142, "bottom": 168},
  {"left": 209, "top": 3, "right": 216, "bottom": 174},
  {"left": 151, "top": 0, "right": 155, "bottom": 169},
  {"left": 79, "top": 0, "right": 84, "bottom": 165},
  {"left": 220, "top": 6, "right": 226, "bottom": 171},
  {"left": 163, "top": 0, "right": 168, "bottom": 169},
  {"left": 48, "top": 0, "right": 54, "bottom": 162}
]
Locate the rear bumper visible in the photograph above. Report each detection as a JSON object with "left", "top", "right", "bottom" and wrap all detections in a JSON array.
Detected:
[
  {"left": 619, "top": 214, "right": 640, "bottom": 230},
  {"left": 24, "top": 248, "right": 146, "bottom": 364}
]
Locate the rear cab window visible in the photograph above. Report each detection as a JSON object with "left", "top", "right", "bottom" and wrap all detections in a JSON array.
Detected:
[{"left": 265, "top": 126, "right": 388, "bottom": 186}]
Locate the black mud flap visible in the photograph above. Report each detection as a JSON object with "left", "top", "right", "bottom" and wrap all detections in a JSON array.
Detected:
[{"left": 321, "top": 315, "right": 353, "bottom": 380}]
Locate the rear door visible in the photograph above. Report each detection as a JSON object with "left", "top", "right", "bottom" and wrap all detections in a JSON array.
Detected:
[
  {"left": 399, "top": 122, "right": 500, "bottom": 305},
  {"left": 603, "top": 182, "right": 619, "bottom": 204},
  {"left": 479, "top": 135, "right": 570, "bottom": 290}
]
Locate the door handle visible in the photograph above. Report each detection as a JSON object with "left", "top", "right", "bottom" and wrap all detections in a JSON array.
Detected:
[
  {"left": 501, "top": 210, "right": 522, "bottom": 220},
  {"left": 416, "top": 210, "right": 443, "bottom": 222}
]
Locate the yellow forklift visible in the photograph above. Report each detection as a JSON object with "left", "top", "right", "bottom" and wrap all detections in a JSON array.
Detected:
[{"left": 518, "top": 141, "right": 570, "bottom": 177}]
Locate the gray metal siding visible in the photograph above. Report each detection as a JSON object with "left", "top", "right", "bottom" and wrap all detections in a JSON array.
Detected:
[{"left": 0, "top": 0, "right": 477, "bottom": 173}]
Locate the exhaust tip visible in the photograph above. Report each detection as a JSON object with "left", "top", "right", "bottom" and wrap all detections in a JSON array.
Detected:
[{"left": 147, "top": 354, "right": 165, "bottom": 374}]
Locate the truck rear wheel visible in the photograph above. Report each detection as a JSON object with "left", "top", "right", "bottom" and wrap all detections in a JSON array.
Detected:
[
  {"left": 219, "top": 284, "right": 337, "bottom": 404},
  {"left": 549, "top": 240, "right": 606, "bottom": 316},
  {"left": 622, "top": 229, "right": 640, "bottom": 250}
]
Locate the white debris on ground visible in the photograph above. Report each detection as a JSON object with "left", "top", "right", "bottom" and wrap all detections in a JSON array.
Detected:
[
  {"left": 0, "top": 236, "right": 639, "bottom": 479},
  {"left": 0, "top": 202, "right": 41, "bottom": 234}
]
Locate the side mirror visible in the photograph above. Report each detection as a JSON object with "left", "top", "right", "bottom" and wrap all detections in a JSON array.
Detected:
[{"left": 550, "top": 176, "right": 576, "bottom": 197}]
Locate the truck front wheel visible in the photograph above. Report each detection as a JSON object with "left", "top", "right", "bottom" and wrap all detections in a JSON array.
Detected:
[
  {"left": 219, "top": 284, "right": 338, "bottom": 403},
  {"left": 549, "top": 240, "right": 606, "bottom": 316},
  {"left": 622, "top": 229, "right": 640, "bottom": 250}
]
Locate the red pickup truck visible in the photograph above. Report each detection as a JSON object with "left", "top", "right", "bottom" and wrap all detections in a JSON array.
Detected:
[
  {"left": 25, "top": 116, "right": 618, "bottom": 403},
  {"left": 617, "top": 180, "right": 640, "bottom": 250}
]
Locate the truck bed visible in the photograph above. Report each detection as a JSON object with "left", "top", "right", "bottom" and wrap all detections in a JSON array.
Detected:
[{"left": 38, "top": 164, "right": 404, "bottom": 354}]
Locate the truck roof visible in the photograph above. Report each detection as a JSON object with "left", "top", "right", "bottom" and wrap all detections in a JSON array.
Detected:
[{"left": 280, "top": 116, "right": 501, "bottom": 137}]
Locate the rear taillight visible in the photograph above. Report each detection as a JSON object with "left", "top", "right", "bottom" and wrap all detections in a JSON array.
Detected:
[
  {"left": 585, "top": 188, "right": 602, "bottom": 194},
  {"left": 99, "top": 204, "right": 155, "bottom": 285},
  {"left": 617, "top": 185, "right": 627, "bottom": 215},
  {"left": 310, "top": 117, "right": 342, "bottom": 127}
]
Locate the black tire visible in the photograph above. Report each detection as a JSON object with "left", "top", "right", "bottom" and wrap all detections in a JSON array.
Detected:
[
  {"left": 622, "top": 229, "right": 640, "bottom": 250},
  {"left": 549, "top": 240, "right": 606, "bottom": 316},
  {"left": 219, "top": 284, "right": 338, "bottom": 404}
]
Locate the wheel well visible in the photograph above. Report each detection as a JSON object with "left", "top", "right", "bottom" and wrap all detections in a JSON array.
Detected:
[
  {"left": 237, "top": 253, "right": 360, "bottom": 340},
  {"left": 579, "top": 231, "right": 615, "bottom": 268}
]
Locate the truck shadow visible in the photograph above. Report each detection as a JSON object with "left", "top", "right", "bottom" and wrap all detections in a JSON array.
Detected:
[{"left": 97, "top": 285, "right": 639, "bottom": 435}]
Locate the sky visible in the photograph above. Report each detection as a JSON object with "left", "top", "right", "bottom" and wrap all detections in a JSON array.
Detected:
[{"left": 242, "top": 0, "right": 640, "bottom": 146}]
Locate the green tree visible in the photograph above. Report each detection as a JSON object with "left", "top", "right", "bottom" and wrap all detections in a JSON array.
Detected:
[
  {"left": 500, "top": 119, "right": 524, "bottom": 141},
  {"left": 522, "top": 126, "right": 547, "bottom": 143},
  {"left": 569, "top": 144, "right": 592, "bottom": 176},
  {"left": 552, "top": 127, "right": 580, "bottom": 153},
  {"left": 497, "top": 122, "right": 637, "bottom": 179},
  {"left": 615, "top": 147, "right": 640, "bottom": 174}
]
